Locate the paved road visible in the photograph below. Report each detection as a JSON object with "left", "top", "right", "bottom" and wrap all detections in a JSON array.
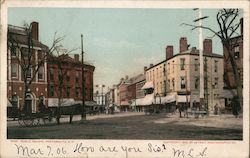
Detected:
[{"left": 7, "top": 112, "right": 242, "bottom": 140}]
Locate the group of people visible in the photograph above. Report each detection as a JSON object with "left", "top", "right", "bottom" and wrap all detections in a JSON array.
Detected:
[{"left": 176, "top": 95, "right": 241, "bottom": 118}]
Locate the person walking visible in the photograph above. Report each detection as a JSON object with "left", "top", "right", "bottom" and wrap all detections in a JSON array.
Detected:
[{"left": 232, "top": 96, "right": 240, "bottom": 118}]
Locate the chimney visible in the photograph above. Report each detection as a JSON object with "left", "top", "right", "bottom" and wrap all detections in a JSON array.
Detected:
[
  {"left": 144, "top": 66, "right": 147, "bottom": 74},
  {"left": 203, "top": 39, "right": 212, "bottom": 54},
  {"left": 179, "top": 37, "right": 188, "bottom": 53},
  {"left": 240, "top": 18, "right": 243, "bottom": 35},
  {"left": 166, "top": 45, "right": 173, "bottom": 60},
  {"left": 74, "top": 54, "right": 79, "bottom": 62},
  {"left": 125, "top": 75, "right": 129, "bottom": 80},
  {"left": 150, "top": 63, "right": 153, "bottom": 68},
  {"left": 191, "top": 47, "right": 196, "bottom": 53},
  {"left": 31, "top": 21, "right": 39, "bottom": 41}
]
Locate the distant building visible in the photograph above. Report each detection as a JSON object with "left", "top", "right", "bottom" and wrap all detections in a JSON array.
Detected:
[
  {"left": 145, "top": 61, "right": 166, "bottom": 97},
  {"left": 7, "top": 22, "right": 48, "bottom": 113},
  {"left": 119, "top": 76, "right": 131, "bottom": 112},
  {"left": 47, "top": 54, "right": 95, "bottom": 106}
]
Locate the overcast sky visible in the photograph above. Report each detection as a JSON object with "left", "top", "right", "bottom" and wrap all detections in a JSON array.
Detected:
[{"left": 9, "top": 8, "right": 241, "bottom": 91}]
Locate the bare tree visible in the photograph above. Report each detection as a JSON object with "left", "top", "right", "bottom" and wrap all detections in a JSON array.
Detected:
[
  {"left": 7, "top": 23, "right": 63, "bottom": 114},
  {"left": 183, "top": 9, "right": 243, "bottom": 111},
  {"left": 47, "top": 47, "right": 78, "bottom": 124}
]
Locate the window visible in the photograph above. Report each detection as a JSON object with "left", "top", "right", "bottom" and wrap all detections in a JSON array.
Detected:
[
  {"left": 172, "top": 78, "right": 175, "bottom": 90},
  {"left": 214, "top": 60, "right": 218, "bottom": 73},
  {"left": 214, "top": 77, "right": 218, "bottom": 89},
  {"left": 156, "top": 68, "right": 158, "bottom": 77},
  {"left": 204, "top": 58, "right": 208, "bottom": 72},
  {"left": 181, "top": 77, "right": 186, "bottom": 89},
  {"left": 167, "top": 79, "right": 170, "bottom": 91},
  {"left": 10, "top": 46, "right": 17, "bottom": 57},
  {"left": 66, "top": 87, "right": 71, "bottom": 97},
  {"left": 11, "top": 63, "right": 18, "bottom": 78},
  {"left": 195, "top": 59, "right": 199, "bottom": 71},
  {"left": 234, "top": 46, "right": 240, "bottom": 59},
  {"left": 66, "top": 75, "right": 70, "bottom": 84},
  {"left": 75, "top": 87, "right": 80, "bottom": 97},
  {"left": 167, "top": 63, "right": 170, "bottom": 75},
  {"left": 49, "top": 85, "right": 54, "bottom": 97},
  {"left": 21, "top": 48, "right": 29, "bottom": 59},
  {"left": 75, "top": 71, "right": 79, "bottom": 83},
  {"left": 172, "top": 60, "right": 175, "bottom": 73},
  {"left": 195, "top": 77, "right": 199, "bottom": 89},
  {"left": 180, "top": 58, "right": 185, "bottom": 70},
  {"left": 49, "top": 68, "right": 54, "bottom": 81},
  {"left": 27, "top": 67, "right": 32, "bottom": 80},
  {"left": 38, "top": 66, "right": 44, "bottom": 80},
  {"left": 204, "top": 77, "right": 208, "bottom": 89}
]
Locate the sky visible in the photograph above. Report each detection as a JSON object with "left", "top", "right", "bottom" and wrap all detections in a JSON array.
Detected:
[{"left": 8, "top": 8, "right": 239, "bottom": 91}]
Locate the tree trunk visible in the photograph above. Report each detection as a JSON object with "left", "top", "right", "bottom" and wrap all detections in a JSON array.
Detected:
[{"left": 224, "top": 42, "right": 243, "bottom": 112}]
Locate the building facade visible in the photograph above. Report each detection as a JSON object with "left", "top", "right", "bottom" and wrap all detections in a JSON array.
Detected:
[
  {"left": 144, "top": 37, "right": 224, "bottom": 113},
  {"left": 7, "top": 22, "right": 48, "bottom": 113},
  {"left": 47, "top": 54, "right": 95, "bottom": 107},
  {"left": 145, "top": 61, "right": 166, "bottom": 97}
]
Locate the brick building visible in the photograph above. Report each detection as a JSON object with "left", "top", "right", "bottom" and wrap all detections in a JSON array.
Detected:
[
  {"left": 144, "top": 37, "right": 224, "bottom": 112},
  {"left": 7, "top": 22, "right": 48, "bottom": 113},
  {"left": 47, "top": 54, "right": 95, "bottom": 106},
  {"left": 119, "top": 76, "right": 131, "bottom": 111},
  {"left": 223, "top": 18, "right": 243, "bottom": 108}
]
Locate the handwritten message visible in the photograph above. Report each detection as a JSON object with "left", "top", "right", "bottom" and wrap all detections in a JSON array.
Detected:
[{"left": 13, "top": 142, "right": 209, "bottom": 158}]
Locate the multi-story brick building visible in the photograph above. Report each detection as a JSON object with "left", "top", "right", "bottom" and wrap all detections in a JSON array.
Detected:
[
  {"left": 144, "top": 37, "right": 224, "bottom": 112},
  {"left": 223, "top": 18, "right": 243, "bottom": 109},
  {"left": 119, "top": 76, "right": 131, "bottom": 111},
  {"left": 47, "top": 54, "right": 95, "bottom": 106},
  {"left": 7, "top": 22, "right": 48, "bottom": 113},
  {"left": 7, "top": 21, "right": 95, "bottom": 113},
  {"left": 166, "top": 38, "right": 224, "bottom": 112},
  {"left": 145, "top": 62, "right": 167, "bottom": 96}
]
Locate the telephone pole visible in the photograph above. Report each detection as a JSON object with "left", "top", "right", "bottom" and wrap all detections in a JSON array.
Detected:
[
  {"left": 198, "top": 9, "right": 205, "bottom": 109},
  {"left": 81, "top": 34, "right": 86, "bottom": 121}
]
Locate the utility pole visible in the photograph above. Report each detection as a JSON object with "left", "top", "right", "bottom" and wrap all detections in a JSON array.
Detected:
[
  {"left": 81, "top": 34, "right": 86, "bottom": 121},
  {"left": 198, "top": 9, "right": 205, "bottom": 110}
]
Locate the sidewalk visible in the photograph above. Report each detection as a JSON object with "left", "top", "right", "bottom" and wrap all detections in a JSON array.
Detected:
[
  {"left": 7, "top": 112, "right": 145, "bottom": 127},
  {"left": 154, "top": 113, "right": 243, "bottom": 129}
]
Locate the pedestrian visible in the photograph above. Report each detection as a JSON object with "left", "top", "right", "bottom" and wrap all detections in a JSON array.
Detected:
[
  {"left": 232, "top": 96, "right": 240, "bottom": 118},
  {"left": 214, "top": 103, "right": 219, "bottom": 115},
  {"left": 38, "top": 99, "right": 46, "bottom": 113},
  {"left": 178, "top": 104, "right": 182, "bottom": 118}
]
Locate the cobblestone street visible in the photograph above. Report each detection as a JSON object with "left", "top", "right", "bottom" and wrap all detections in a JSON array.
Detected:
[{"left": 7, "top": 112, "right": 242, "bottom": 140}]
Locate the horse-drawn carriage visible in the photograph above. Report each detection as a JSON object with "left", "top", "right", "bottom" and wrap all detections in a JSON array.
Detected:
[{"left": 7, "top": 100, "right": 100, "bottom": 126}]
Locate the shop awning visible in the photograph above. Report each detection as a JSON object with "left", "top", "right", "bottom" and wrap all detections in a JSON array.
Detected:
[
  {"left": 48, "top": 98, "right": 97, "bottom": 107},
  {"left": 141, "top": 81, "right": 154, "bottom": 90},
  {"left": 121, "top": 101, "right": 129, "bottom": 106},
  {"left": 135, "top": 94, "right": 154, "bottom": 106},
  {"left": 161, "top": 95, "right": 176, "bottom": 104},
  {"left": 177, "top": 95, "right": 190, "bottom": 103}
]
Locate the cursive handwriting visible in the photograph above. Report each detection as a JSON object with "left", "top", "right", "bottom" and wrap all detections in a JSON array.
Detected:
[
  {"left": 14, "top": 142, "right": 208, "bottom": 158},
  {"left": 172, "top": 147, "right": 208, "bottom": 158},
  {"left": 121, "top": 145, "right": 142, "bottom": 158},
  {"left": 15, "top": 144, "right": 44, "bottom": 157},
  {"left": 73, "top": 142, "right": 95, "bottom": 154}
]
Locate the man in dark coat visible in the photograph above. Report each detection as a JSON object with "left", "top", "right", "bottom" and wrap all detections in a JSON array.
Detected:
[{"left": 232, "top": 96, "right": 240, "bottom": 118}]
